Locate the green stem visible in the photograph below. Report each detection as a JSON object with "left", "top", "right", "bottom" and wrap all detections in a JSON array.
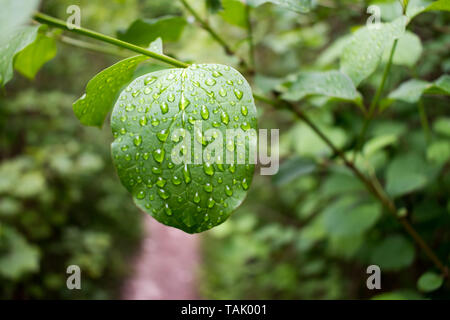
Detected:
[
  {"left": 179, "top": 0, "right": 234, "bottom": 56},
  {"left": 59, "top": 36, "right": 130, "bottom": 58},
  {"left": 245, "top": 3, "right": 255, "bottom": 70},
  {"left": 33, "top": 12, "right": 189, "bottom": 68},
  {"left": 354, "top": 39, "right": 398, "bottom": 157},
  {"left": 417, "top": 99, "right": 431, "bottom": 142}
]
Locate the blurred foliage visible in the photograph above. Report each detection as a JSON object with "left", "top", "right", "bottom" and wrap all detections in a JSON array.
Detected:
[{"left": 1, "top": 0, "right": 449, "bottom": 300}]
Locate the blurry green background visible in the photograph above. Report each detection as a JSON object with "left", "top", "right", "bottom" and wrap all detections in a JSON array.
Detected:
[{"left": 1, "top": 0, "right": 449, "bottom": 299}]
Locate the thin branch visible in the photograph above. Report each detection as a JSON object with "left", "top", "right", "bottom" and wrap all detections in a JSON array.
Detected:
[
  {"left": 33, "top": 12, "right": 189, "bottom": 68},
  {"left": 245, "top": 3, "right": 255, "bottom": 70},
  {"left": 178, "top": 0, "right": 249, "bottom": 70},
  {"left": 59, "top": 36, "right": 130, "bottom": 58},
  {"left": 354, "top": 39, "right": 399, "bottom": 158}
]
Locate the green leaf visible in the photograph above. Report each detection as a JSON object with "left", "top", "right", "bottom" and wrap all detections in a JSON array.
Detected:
[
  {"left": 417, "top": 271, "right": 444, "bottom": 292},
  {"left": 0, "top": 25, "right": 39, "bottom": 86},
  {"left": 340, "top": 16, "right": 407, "bottom": 86},
  {"left": 0, "top": 226, "right": 40, "bottom": 280},
  {"left": 317, "top": 35, "right": 351, "bottom": 67},
  {"left": 427, "top": 140, "right": 450, "bottom": 165},
  {"left": 281, "top": 70, "right": 362, "bottom": 106},
  {"left": 73, "top": 55, "right": 148, "bottom": 127},
  {"left": 370, "top": 234, "right": 415, "bottom": 271},
  {"left": 0, "top": 0, "right": 40, "bottom": 45},
  {"left": 322, "top": 197, "right": 382, "bottom": 236},
  {"left": 273, "top": 157, "right": 316, "bottom": 186},
  {"left": 433, "top": 117, "right": 450, "bottom": 138},
  {"left": 117, "top": 16, "right": 187, "bottom": 47},
  {"left": 385, "top": 153, "right": 431, "bottom": 197},
  {"left": 424, "top": 0, "right": 450, "bottom": 12},
  {"left": 206, "top": 0, "right": 223, "bottom": 12},
  {"left": 110, "top": 64, "right": 257, "bottom": 233},
  {"left": 383, "top": 31, "right": 422, "bottom": 68},
  {"left": 248, "top": 0, "right": 313, "bottom": 13},
  {"left": 14, "top": 26, "right": 57, "bottom": 79},
  {"left": 219, "top": 0, "right": 247, "bottom": 28},
  {"left": 387, "top": 75, "right": 450, "bottom": 104}
]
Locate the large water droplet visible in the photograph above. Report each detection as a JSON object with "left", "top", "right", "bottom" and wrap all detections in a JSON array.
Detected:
[
  {"left": 234, "top": 88, "right": 243, "bottom": 100},
  {"left": 205, "top": 78, "right": 216, "bottom": 86},
  {"left": 179, "top": 95, "right": 190, "bottom": 110},
  {"left": 139, "top": 116, "right": 147, "bottom": 126},
  {"left": 204, "top": 183, "right": 213, "bottom": 193},
  {"left": 200, "top": 105, "right": 209, "bottom": 120},
  {"left": 167, "top": 94, "right": 175, "bottom": 103},
  {"left": 156, "top": 177, "right": 166, "bottom": 188},
  {"left": 172, "top": 175, "right": 181, "bottom": 185},
  {"left": 241, "top": 105, "right": 248, "bottom": 116},
  {"left": 207, "top": 197, "right": 215, "bottom": 208},
  {"left": 160, "top": 102, "right": 169, "bottom": 114},
  {"left": 194, "top": 192, "right": 200, "bottom": 204},
  {"left": 221, "top": 111, "right": 229, "bottom": 125},
  {"left": 144, "top": 76, "right": 157, "bottom": 85},
  {"left": 225, "top": 185, "right": 233, "bottom": 197},
  {"left": 242, "top": 178, "right": 249, "bottom": 190},
  {"left": 136, "top": 190, "right": 146, "bottom": 199},
  {"left": 183, "top": 164, "right": 191, "bottom": 184},
  {"left": 133, "top": 135, "right": 142, "bottom": 146},
  {"left": 157, "top": 129, "right": 169, "bottom": 142},
  {"left": 153, "top": 149, "right": 165, "bottom": 163},
  {"left": 164, "top": 203, "right": 172, "bottom": 215},
  {"left": 203, "top": 163, "right": 215, "bottom": 176},
  {"left": 157, "top": 188, "right": 170, "bottom": 200}
]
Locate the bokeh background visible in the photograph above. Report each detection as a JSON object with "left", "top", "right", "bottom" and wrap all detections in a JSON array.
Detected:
[{"left": 1, "top": 0, "right": 449, "bottom": 299}]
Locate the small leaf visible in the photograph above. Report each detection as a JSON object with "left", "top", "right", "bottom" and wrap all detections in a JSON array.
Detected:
[
  {"left": 383, "top": 31, "right": 422, "bottom": 68},
  {"left": 322, "top": 197, "right": 382, "bottom": 236},
  {"left": 117, "top": 16, "right": 187, "bottom": 47},
  {"left": 370, "top": 234, "right": 415, "bottom": 271},
  {"left": 424, "top": 0, "right": 450, "bottom": 13},
  {"left": 0, "top": 25, "right": 39, "bottom": 86},
  {"left": 0, "top": 0, "right": 40, "bottom": 45},
  {"left": 73, "top": 55, "right": 148, "bottom": 127},
  {"left": 340, "top": 16, "right": 407, "bottom": 86},
  {"left": 147, "top": 37, "right": 163, "bottom": 54},
  {"left": 417, "top": 271, "right": 444, "bottom": 292},
  {"left": 206, "top": 0, "right": 223, "bottom": 13},
  {"left": 387, "top": 75, "right": 450, "bottom": 104},
  {"left": 433, "top": 117, "right": 450, "bottom": 138},
  {"left": 248, "top": 0, "right": 313, "bottom": 13},
  {"left": 281, "top": 70, "right": 362, "bottom": 106},
  {"left": 219, "top": 0, "right": 247, "bottom": 28},
  {"left": 0, "top": 226, "right": 40, "bottom": 280},
  {"left": 14, "top": 26, "right": 57, "bottom": 79},
  {"left": 110, "top": 64, "right": 257, "bottom": 233},
  {"left": 273, "top": 157, "right": 316, "bottom": 186},
  {"left": 385, "top": 153, "right": 434, "bottom": 197}
]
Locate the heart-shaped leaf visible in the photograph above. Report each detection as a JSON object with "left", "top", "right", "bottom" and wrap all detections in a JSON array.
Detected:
[{"left": 110, "top": 64, "right": 257, "bottom": 233}]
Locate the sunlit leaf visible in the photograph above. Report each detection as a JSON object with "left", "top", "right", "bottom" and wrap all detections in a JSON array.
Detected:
[
  {"left": 117, "top": 16, "right": 187, "bottom": 47},
  {"left": 387, "top": 75, "right": 450, "bottom": 104},
  {"left": 110, "top": 64, "right": 257, "bottom": 233},
  {"left": 281, "top": 70, "right": 362, "bottom": 106},
  {"left": 73, "top": 55, "right": 148, "bottom": 127},
  {"left": 0, "top": 25, "right": 39, "bottom": 86},
  {"left": 417, "top": 271, "right": 444, "bottom": 292},
  {"left": 340, "top": 16, "right": 407, "bottom": 86},
  {"left": 14, "top": 26, "right": 57, "bottom": 79}
]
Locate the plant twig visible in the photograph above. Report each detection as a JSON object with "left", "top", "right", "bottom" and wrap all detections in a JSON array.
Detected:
[
  {"left": 245, "top": 3, "right": 255, "bottom": 70},
  {"left": 417, "top": 99, "right": 431, "bottom": 142},
  {"left": 59, "top": 35, "right": 130, "bottom": 58},
  {"left": 179, "top": 0, "right": 249, "bottom": 70},
  {"left": 33, "top": 12, "right": 189, "bottom": 68},
  {"left": 354, "top": 39, "right": 399, "bottom": 159}
]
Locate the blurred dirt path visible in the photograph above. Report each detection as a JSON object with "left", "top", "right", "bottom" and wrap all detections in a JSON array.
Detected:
[{"left": 122, "top": 215, "right": 201, "bottom": 300}]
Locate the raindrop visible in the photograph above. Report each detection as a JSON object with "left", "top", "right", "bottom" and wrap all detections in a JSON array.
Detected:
[
  {"left": 153, "top": 149, "right": 165, "bottom": 163},
  {"left": 200, "top": 105, "right": 209, "bottom": 120}
]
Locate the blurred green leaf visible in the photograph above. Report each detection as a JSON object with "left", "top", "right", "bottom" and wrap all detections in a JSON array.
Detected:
[
  {"left": 417, "top": 271, "right": 444, "bottom": 292},
  {"left": 14, "top": 26, "right": 57, "bottom": 79},
  {"left": 219, "top": 0, "right": 247, "bottom": 28},
  {"left": 427, "top": 140, "right": 450, "bottom": 165},
  {"left": 386, "top": 153, "right": 434, "bottom": 197},
  {"left": 0, "top": 227, "right": 40, "bottom": 280},
  {"left": 117, "top": 16, "right": 186, "bottom": 47},
  {"left": 248, "top": 0, "right": 312, "bottom": 13},
  {"left": 0, "top": 25, "right": 39, "bottom": 86},
  {"left": 281, "top": 71, "right": 362, "bottom": 106},
  {"left": 273, "top": 157, "right": 316, "bottom": 186},
  {"left": 340, "top": 16, "right": 406, "bottom": 86},
  {"left": 0, "top": 0, "right": 40, "bottom": 45},
  {"left": 73, "top": 55, "right": 148, "bottom": 127},
  {"left": 206, "top": 0, "right": 223, "bottom": 12},
  {"left": 384, "top": 31, "right": 422, "bottom": 68},
  {"left": 387, "top": 75, "right": 450, "bottom": 105},
  {"left": 433, "top": 117, "right": 450, "bottom": 138},
  {"left": 370, "top": 234, "right": 415, "bottom": 271},
  {"left": 322, "top": 197, "right": 382, "bottom": 236}
]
